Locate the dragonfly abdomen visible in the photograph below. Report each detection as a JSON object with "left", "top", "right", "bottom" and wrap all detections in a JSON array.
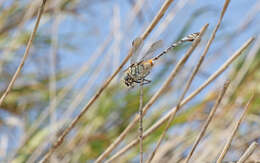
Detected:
[
  {"left": 152, "top": 32, "right": 200, "bottom": 61},
  {"left": 129, "top": 64, "right": 151, "bottom": 80}
]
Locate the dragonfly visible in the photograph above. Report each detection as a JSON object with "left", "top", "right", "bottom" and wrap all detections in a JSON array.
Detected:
[{"left": 123, "top": 32, "right": 200, "bottom": 88}]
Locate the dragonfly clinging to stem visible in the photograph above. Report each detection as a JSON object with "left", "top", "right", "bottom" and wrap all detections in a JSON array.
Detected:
[{"left": 123, "top": 32, "right": 200, "bottom": 88}]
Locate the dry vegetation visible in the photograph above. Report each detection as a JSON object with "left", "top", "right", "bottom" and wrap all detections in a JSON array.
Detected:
[{"left": 0, "top": 0, "right": 259, "bottom": 163}]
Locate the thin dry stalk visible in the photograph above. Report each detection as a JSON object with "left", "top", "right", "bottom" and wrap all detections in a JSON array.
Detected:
[
  {"left": 153, "top": 0, "right": 189, "bottom": 39},
  {"left": 126, "top": 0, "right": 146, "bottom": 29},
  {"left": 0, "top": 1, "right": 41, "bottom": 66},
  {"left": 147, "top": 1, "right": 231, "bottom": 161},
  {"left": 139, "top": 81, "right": 144, "bottom": 163},
  {"left": 140, "top": 0, "right": 175, "bottom": 40},
  {"left": 206, "top": 1, "right": 259, "bottom": 71},
  {"left": 40, "top": 0, "right": 175, "bottom": 162},
  {"left": 104, "top": 24, "right": 208, "bottom": 163},
  {"left": 106, "top": 37, "right": 254, "bottom": 162},
  {"left": 184, "top": 81, "right": 230, "bottom": 163},
  {"left": 216, "top": 95, "right": 254, "bottom": 163},
  {"left": 238, "top": 141, "right": 258, "bottom": 163},
  {"left": 49, "top": 3, "right": 61, "bottom": 142},
  {"left": 146, "top": 22, "right": 211, "bottom": 163},
  {"left": 152, "top": 131, "right": 190, "bottom": 162},
  {"left": 0, "top": 0, "right": 47, "bottom": 106},
  {"left": 224, "top": 36, "right": 260, "bottom": 104}
]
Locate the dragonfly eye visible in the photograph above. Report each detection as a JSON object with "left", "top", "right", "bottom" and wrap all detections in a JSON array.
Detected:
[
  {"left": 124, "top": 75, "right": 132, "bottom": 87},
  {"left": 125, "top": 82, "right": 130, "bottom": 87}
]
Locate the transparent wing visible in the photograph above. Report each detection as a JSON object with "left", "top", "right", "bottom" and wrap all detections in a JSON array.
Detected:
[
  {"left": 130, "top": 37, "right": 144, "bottom": 65},
  {"left": 139, "top": 40, "right": 163, "bottom": 62}
]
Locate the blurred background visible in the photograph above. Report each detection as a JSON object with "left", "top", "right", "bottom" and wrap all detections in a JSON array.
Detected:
[{"left": 0, "top": 0, "right": 259, "bottom": 162}]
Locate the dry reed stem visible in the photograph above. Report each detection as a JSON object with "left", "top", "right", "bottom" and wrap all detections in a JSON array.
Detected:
[
  {"left": 184, "top": 0, "right": 232, "bottom": 161},
  {"left": 146, "top": 22, "right": 211, "bottom": 163},
  {"left": 140, "top": 0, "right": 175, "bottom": 40},
  {"left": 216, "top": 95, "right": 254, "bottom": 163},
  {"left": 0, "top": 1, "right": 41, "bottom": 67},
  {"left": 139, "top": 81, "right": 144, "bottom": 163},
  {"left": 224, "top": 37, "right": 260, "bottom": 104},
  {"left": 238, "top": 141, "right": 258, "bottom": 163},
  {"left": 206, "top": 1, "right": 259, "bottom": 71},
  {"left": 184, "top": 81, "right": 230, "bottom": 163},
  {"left": 49, "top": 4, "right": 60, "bottom": 142},
  {"left": 104, "top": 24, "right": 208, "bottom": 163},
  {"left": 40, "top": 0, "right": 175, "bottom": 162},
  {"left": 106, "top": 37, "right": 254, "bottom": 162},
  {"left": 152, "top": 131, "right": 190, "bottom": 162},
  {"left": 146, "top": 1, "right": 231, "bottom": 161},
  {"left": 126, "top": 0, "right": 146, "bottom": 29},
  {"left": 0, "top": 0, "right": 47, "bottom": 106}
]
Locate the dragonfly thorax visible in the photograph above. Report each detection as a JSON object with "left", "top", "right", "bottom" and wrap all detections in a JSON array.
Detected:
[{"left": 123, "top": 62, "right": 153, "bottom": 88}]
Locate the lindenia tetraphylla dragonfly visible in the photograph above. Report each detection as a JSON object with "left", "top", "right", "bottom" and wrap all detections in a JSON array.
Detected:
[{"left": 123, "top": 32, "right": 200, "bottom": 88}]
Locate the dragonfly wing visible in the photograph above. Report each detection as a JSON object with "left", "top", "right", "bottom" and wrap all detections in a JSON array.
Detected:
[
  {"left": 139, "top": 40, "right": 163, "bottom": 62},
  {"left": 131, "top": 37, "right": 144, "bottom": 65}
]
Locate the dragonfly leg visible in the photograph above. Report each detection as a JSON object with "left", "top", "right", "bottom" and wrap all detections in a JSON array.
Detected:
[
  {"left": 144, "top": 79, "right": 151, "bottom": 83},
  {"left": 140, "top": 79, "right": 151, "bottom": 86},
  {"left": 134, "top": 79, "right": 151, "bottom": 86}
]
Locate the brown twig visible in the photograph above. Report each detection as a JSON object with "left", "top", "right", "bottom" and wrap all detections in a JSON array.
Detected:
[
  {"left": 139, "top": 81, "right": 144, "bottom": 163},
  {"left": 238, "top": 141, "right": 258, "bottom": 163},
  {"left": 106, "top": 37, "right": 254, "bottom": 162},
  {"left": 40, "top": 0, "right": 176, "bottom": 162},
  {"left": 216, "top": 95, "right": 254, "bottom": 163},
  {"left": 184, "top": 81, "right": 230, "bottom": 163},
  {"left": 0, "top": 0, "right": 47, "bottom": 106}
]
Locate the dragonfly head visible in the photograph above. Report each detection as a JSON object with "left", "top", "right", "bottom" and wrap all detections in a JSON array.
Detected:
[{"left": 124, "top": 74, "right": 135, "bottom": 88}]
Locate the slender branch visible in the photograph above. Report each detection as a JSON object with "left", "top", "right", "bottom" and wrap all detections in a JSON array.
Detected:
[
  {"left": 139, "top": 81, "right": 144, "bottom": 163},
  {"left": 40, "top": 0, "right": 176, "bottom": 162},
  {"left": 184, "top": 81, "right": 230, "bottom": 163},
  {"left": 0, "top": 0, "right": 47, "bottom": 106},
  {"left": 106, "top": 37, "right": 254, "bottom": 163},
  {"left": 216, "top": 95, "right": 254, "bottom": 163},
  {"left": 238, "top": 141, "right": 258, "bottom": 163}
]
